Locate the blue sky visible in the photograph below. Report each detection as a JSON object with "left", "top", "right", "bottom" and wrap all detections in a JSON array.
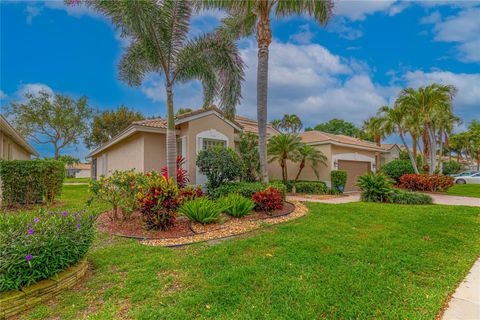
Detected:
[{"left": 1, "top": 0, "right": 479, "bottom": 160}]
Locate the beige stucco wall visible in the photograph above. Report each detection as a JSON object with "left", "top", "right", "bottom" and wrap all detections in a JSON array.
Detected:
[
  {"left": 268, "top": 144, "right": 332, "bottom": 183},
  {"left": 0, "top": 131, "right": 32, "bottom": 160},
  {"left": 143, "top": 132, "right": 167, "bottom": 172},
  {"left": 181, "top": 114, "right": 236, "bottom": 184},
  {"left": 94, "top": 133, "right": 145, "bottom": 177}
]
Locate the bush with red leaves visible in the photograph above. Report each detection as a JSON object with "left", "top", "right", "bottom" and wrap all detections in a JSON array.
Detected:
[
  {"left": 252, "top": 187, "right": 283, "bottom": 212},
  {"left": 398, "top": 174, "right": 454, "bottom": 192},
  {"left": 161, "top": 156, "right": 189, "bottom": 188}
]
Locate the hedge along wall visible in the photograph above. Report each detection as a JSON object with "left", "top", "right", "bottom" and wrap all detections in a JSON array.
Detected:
[{"left": 0, "top": 160, "right": 65, "bottom": 207}]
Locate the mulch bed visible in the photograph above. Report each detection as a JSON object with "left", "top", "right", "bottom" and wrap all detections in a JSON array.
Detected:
[
  {"left": 96, "top": 201, "right": 308, "bottom": 247},
  {"left": 96, "top": 211, "right": 195, "bottom": 239}
]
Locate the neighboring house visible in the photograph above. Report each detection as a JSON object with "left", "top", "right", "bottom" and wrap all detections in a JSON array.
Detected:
[
  {"left": 66, "top": 163, "right": 91, "bottom": 178},
  {"left": 0, "top": 115, "right": 39, "bottom": 160},
  {"left": 88, "top": 107, "right": 397, "bottom": 191},
  {"left": 380, "top": 143, "right": 402, "bottom": 166}
]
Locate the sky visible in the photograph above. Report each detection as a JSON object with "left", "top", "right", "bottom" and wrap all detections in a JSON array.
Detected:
[{"left": 1, "top": 0, "right": 479, "bottom": 160}]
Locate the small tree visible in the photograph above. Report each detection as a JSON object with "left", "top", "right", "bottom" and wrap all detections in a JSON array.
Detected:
[
  {"left": 293, "top": 143, "right": 327, "bottom": 182},
  {"left": 5, "top": 90, "right": 92, "bottom": 159},
  {"left": 196, "top": 146, "right": 242, "bottom": 189},
  {"left": 85, "top": 106, "right": 144, "bottom": 149},
  {"left": 238, "top": 132, "right": 260, "bottom": 182},
  {"left": 267, "top": 134, "right": 302, "bottom": 184}
]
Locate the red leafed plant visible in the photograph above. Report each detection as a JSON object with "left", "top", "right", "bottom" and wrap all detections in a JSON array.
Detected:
[
  {"left": 252, "top": 187, "right": 283, "bottom": 212},
  {"left": 161, "top": 156, "right": 189, "bottom": 188},
  {"left": 399, "top": 174, "right": 454, "bottom": 192}
]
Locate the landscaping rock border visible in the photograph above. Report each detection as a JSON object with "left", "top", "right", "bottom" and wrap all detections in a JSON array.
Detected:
[
  {"left": 142, "top": 201, "right": 308, "bottom": 247},
  {"left": 0, "top": 259, "right": 88, "bottom": 319}
]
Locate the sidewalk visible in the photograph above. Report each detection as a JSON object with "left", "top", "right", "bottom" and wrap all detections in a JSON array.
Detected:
[{"left": 442, "top": 258, "right": 480, "bottom": 319}]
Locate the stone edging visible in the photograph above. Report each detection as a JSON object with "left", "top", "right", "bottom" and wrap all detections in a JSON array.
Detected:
[
  {"left": 0, "top": 259, "right": 88, "bottom": 319},
  {"left": 142, "top": 201, "right": 308, "bottom": 247}
]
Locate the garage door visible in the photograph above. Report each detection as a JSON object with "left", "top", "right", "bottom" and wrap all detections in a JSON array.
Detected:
[{"left": 337, "top": 160, "right": 371, "bottom": 191}]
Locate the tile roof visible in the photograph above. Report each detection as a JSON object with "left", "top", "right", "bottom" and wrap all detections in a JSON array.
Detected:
[
  {"left": 299, "top": 130, "right": 385, "bottom": 151},
  {"left": 132, "top": 118, "right": 167, "bottom": 128},
  {"left": 69, "top": 163, "right": 91, "bottom": 170},
  {"left": 234, "top": 116, "right": 280, "bottom": 136}
]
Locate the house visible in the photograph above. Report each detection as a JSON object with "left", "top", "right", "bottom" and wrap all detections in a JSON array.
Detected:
[
  {"left": 0, "top": 115, "right": 39, "bottom": 160},
  {"left": 88, "top": 107, "right": 398, "bottom": 191},
  {"left": 380, "top": 143, "right": 402, "bottom": 165},
  {"left": 66, "top": 163, "right": 91, "bottom": 178}
]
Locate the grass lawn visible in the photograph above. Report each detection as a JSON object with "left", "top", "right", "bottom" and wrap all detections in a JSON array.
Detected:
[
  {"left": 446, "top": 184, "right": 480, "bottom": 198},
  {"left": 17, "top": 185, "right": 480, "bottom": 320},
  {"left": 64, "top": 177, "right": 91, "bottom": 183}
]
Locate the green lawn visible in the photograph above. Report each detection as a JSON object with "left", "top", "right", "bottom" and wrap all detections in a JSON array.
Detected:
[
  {"left": 18, "top": 185, "right": 480, "bottom": 320},
  {"left": 64, "top": 177, "right": 91, "bottom": 183},
  {"left": 447, "top": 184, "right": 480, "bottom": 198}
]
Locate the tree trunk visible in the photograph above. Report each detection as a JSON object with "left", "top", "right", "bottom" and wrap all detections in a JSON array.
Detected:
[
  {"left": 399, "top": 129, "right": 419, "bottom": 174},
  {"left": 284, "top": 156, "right": 289, "bottom": 182},
  {"left": 280, "top": 161, "right": 286, "bottom": 184},
  {"left": 54, "top": 144, "right": 59, "bottom": 160},
  {"left": 412, "top": 133, "right": 418, "bottom": 160},
  {"left": 294, "top": 160, "right": 305, "bottom": 182},
  {"left": 256, "top": 10, "right": 272, "bottom": 184},
  {"left": 426, "top": 125, "right": 437, "bottom": 174},
  {"left": 438, "top": 130, "right": 444, "bottom": 174},
  {"left": 166, "top": 83, "right": 177, "bottom": 184},
  {"left": 422, "top": 128, "right": 429, "bottom": 168}
]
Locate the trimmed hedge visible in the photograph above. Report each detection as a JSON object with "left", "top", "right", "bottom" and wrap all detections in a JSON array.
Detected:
[
  {"left": 294, "top": 181, "right": 328, "bottom": 194},
  {"left": 208, "top": 182, "right": 286, "bottom": 201},
  {"left": 0, "top": 160, "right": 65, "bottom": 207},
  {"left": 381, "top": 160, "right": 415, "bottom": 182},
  {"left": 0, "top": 208, "right": 96, "bottom": 291},
  {"left": 442, "top": 161, "right": 463, "bottom": 175},
  {"left": 388, "top": 191, "right": 433, "bottom": 205},
  {"left": 331, "top": 170, "right": 347, "bottom": 193}
]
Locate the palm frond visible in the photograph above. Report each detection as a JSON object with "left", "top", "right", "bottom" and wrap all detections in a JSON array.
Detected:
[
  {"left": 275, "top": 0, "right": 334, "bottom": 25},
  {"left": 118, "top": 41, "right": 158, "bottom": 86}
]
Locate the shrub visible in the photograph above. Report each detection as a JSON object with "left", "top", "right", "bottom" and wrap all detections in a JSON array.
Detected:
[
  {"left": 357, "top": 172, "right": 393, "bottom": 203},
  {"left": 442, "top": 161, "right": 463, "bottom": 175},
  {"left": 196, "top": 146, "right": 243, "bottom": 189},
  {"left": 208, "top": 182, "right": 286, "bottom": 201},
  {"left": 331, "top": 170, "right": 347, "bottom": 193},
  {"left": 399, "top": 174, "right": 454, "bottom": 192},
  {"left": 89, "top": 170, "right": 146, "bottom": 220},
  {"left": 294, "top": 181, "right": 328, "bottom": 194},
  {"left": 136, "top": 174, "right": 182, "bottom": 230},
  {"left": 179, "top": 198, "right": 225, "bottom": 224},
  {"left": 218, "top": 194, "right": 255, "bottom": 218},
  {"left": 0, "top": 208, "right": 96, "bottom": 291},
  {"left": 161, "top": 156, "right": 189, "bottom": 188},
  {"left": 238, "top": 132, "right": 260, "bottom": 182},
  {"left": 388, "top": 191, "right": 433, "bottom": 205},
  {"left": 0, "top": 160, "right": 65, "bottom": 207},
  {"left": 252, "top": 187, "right": 283, "bottom": 212},
  {"left": 381, "top": 160, "right": 415, "bottom": 183}
]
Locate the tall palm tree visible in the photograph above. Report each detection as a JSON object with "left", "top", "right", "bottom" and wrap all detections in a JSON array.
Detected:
[
  {"left": 271, "top": 114, "right": 303, "bottom": 134},
  {"left": 293, "top": 143, "right": 327, "bottom": 182},
  {"left": 267, "top": 133, "right": 302, "bottom": 184},
  {"left": 197, "top": 0, "right": 333, "bottom": 183},
  {"left": 83, "top": 0, "right": 244, "bottom": 183},
  {"left": 396, "top": 84, "right": 457, "bottom": 174},
  {"left": 378, "top": 105, "right": 420, "bottom": 174},
  {"left": 362, "top": 116, "right": 384, "bottom": 147},
  {"left": 434, "top": 112, "right": 460, "bottom": 173}
]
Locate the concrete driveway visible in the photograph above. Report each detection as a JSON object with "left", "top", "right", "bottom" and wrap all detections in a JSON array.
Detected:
[{"left": 426, "top": 193, "right": 480, "bottom": 207}]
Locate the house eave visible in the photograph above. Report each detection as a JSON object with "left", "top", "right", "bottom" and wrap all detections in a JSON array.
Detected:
[
  {"left": 307, "top": 140, "right": 386, "bottom": 152},
  {"left": 0, "top": 115, "right": 39, "bottom": 157}
]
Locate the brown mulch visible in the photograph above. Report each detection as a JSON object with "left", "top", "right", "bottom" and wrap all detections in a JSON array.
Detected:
[
  {"left": 142, "top": 201, "right": 308, "bottom": 247},
  {"left": 247, "top": 202, "right": 296, "bottom": 220},
  {"left": 96, "top": 211, "right": 195, "bottom": 239}
]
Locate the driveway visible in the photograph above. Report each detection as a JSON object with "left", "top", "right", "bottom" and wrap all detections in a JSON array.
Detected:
[
  {"left": 427, "top": 193, "right": 480, "bottom": 207},
  {"left": 287, "top": 193, "right": 360, "bottom": 204}
]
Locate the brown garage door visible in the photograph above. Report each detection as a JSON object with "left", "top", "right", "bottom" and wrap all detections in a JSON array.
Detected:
[{"left": 337, "top": 160, "right": 371, "bottom": 191}]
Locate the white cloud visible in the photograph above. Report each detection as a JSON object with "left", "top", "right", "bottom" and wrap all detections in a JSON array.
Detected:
[
  {"left": 424, "top": 7, "right": 480, "bottom": 62},
  {"left": 25, "top": 4, "right": 41, "bottom": 24},
  {"left": 17, "top": 83, "right": 54, "bottom": 99},
  {"left": 327, "top": 17, "right": 363, "bottom": 40},
  {"left": 334, "top": 0, "right": 397, "bottom": 21},
  {"left": 289, "top": 24, "right": 315, "bottom": 44},
  {"left": 43, "top": 1, "right": 101, "bottom": 19}
]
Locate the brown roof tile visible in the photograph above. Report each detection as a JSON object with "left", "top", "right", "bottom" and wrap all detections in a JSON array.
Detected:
[{"left": 299, "top": 130, "right": 385, "bottom": 151}]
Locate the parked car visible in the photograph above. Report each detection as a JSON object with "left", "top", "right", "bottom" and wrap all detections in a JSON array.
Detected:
[
  {"left": 450, "top": 170, "right": 479, "bottom": 178},
  {"left": 454, "top": 172, "right": 480, "bottom": 184}
]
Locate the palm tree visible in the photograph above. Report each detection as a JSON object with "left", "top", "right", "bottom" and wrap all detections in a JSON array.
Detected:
[
  {"left": 293, "top": 143, "right": 327, "bottom": 182},
  {"left": 396, "top": 84, "right": 457, "bottom": 174},
  {"left": 84, "top": 0, "right": 244, "bottom": 184},
  {"left": 267, "top": 134, "right": 302, "bottom": 184},
  {"left": 434, "top": 112, "right": 460, "bottom": 173},
  {"left": 362, "top": 116, "right": 384, "bottom": 147},
  {"left": 197, "top": 0, "right": 333, "bottom": 183},
  {"left": 378, "top": 105, "right": 420, "bottom": 174},
  {"left": 271, "top": 114, "right": 303, "bottom": 134}
]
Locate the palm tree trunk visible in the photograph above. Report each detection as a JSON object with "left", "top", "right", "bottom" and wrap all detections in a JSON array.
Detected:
[
  {"left": 438, "top": 130, "right": 444, "bottom": 174},
  {"left": 256, "top": 10, "right": 272, "bottom": 184},
  {"left": 422, "top": 128, "right": 429, "bottom": 168},
  {"left": 426, "top": 125, "right": 437, "bottom": 174},
  {"left": 399, "top": 129, "right": 419, "bottom": 174},
  {"left": 294, "top": 160, "right": 305, "bottom": 182},
  {"left": 166, "top": 83, "right": 177, "bottom": 184},
  {"left": 412, "top": 134, "right": 418, "bottom": 160},
  {"left": 284, "top": 156, "right": 289, "bottom": 182}
]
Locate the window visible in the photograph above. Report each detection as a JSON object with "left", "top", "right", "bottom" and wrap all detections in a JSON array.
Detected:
[{"left": 202, "top": 138, "right": 226, "bottom": 150}]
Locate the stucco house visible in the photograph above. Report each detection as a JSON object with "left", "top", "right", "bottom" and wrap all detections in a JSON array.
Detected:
[
  {"left": 0, "top": 115, "right": 39, "bottom": 160},
  {"left": 66, "top": 163, "right": 92, "bottom": 178},
  {"left": 88, "top": 107, "right": 399, "bottom": 191}
]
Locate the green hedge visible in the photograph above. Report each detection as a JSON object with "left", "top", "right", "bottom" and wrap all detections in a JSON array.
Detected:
[
  {"left": 381, "top": 160, "right": 415, "bottom": 182},
  {"left": 0, "top": 160, "right": 65, "bottom": 207},
  {"left": 442, "top": 161, "right": 463, "bottom": 175},
  {"left": 208, "top": 182, "right": 286, "bottom": 201},
  {"left": 0, "top": 208, "right": 96, "bottom": 291},
  {"left": 331, "top": 170, "right": 347, "bottom": 193},
  {"left": 294, "top": 181, "right": 328, "bottom": 194},
  {"left": 388, "top": 191, "right": 433, "bottom": 205}
]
